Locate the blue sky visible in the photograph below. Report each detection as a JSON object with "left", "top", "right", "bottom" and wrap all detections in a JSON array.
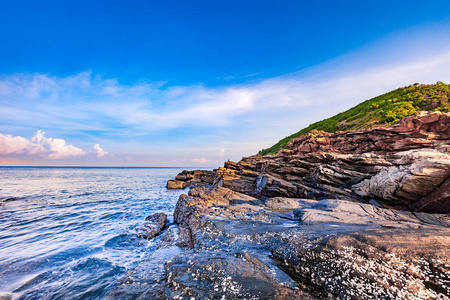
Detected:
[{"left": 1, "top": 0, "right": 450, "bottom": 166}]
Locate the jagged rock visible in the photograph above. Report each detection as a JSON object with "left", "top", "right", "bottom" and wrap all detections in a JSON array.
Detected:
[
  {"left": 414, "top": 176, "right": 450, "bottom": 212},
  {"left": 174, "top": 170, "right": 216, "bottom": 184},
  {"left": 352, "top": 149, "right": 450, "bottom": 206},
  {"left": 170, "top": 112, "right": 449, "bottom": 212},
  {"left": 136, "top": 212, "right": 167, "bottom": 239}
]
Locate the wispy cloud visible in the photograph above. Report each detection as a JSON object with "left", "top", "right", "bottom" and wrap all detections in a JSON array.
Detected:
[
  {"left": 2, "top": 50, "right": 450, "bottom": 138},
  {"left": 191, "top": 157, "right": 212, "bottom": 164}
]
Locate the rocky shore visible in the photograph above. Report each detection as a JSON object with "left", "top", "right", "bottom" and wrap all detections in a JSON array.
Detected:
[{"left": 108, "top": 112, "right": 450, "bottom": 299}]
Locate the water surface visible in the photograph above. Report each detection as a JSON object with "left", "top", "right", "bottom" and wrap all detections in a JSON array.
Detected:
[{"left": 0, "top": 167, "right": 188, "bottom": 299}]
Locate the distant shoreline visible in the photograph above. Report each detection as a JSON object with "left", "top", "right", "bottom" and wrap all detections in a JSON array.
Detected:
[{"left": 0, "top": 166, "right": 214, "bottom": 169}]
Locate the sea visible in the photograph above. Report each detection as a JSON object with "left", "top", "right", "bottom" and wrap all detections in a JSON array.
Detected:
[{"left": 0, "top": 167, "right": 191, "bottom": 299}]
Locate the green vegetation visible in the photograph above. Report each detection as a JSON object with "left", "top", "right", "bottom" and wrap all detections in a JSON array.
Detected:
[{"left": 258, "top": 82, "right": 450, "bottom": 156}]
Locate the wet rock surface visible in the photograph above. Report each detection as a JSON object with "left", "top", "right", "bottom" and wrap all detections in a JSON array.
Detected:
[
  {"left": 136, "top": 212, "right": 168, "bottom": 239},
  {"left": 110, "top": 112, "right": 450, "bottom": 299},
  {"left": 166, "top": 186, "right": 450, "bottom": 299}
]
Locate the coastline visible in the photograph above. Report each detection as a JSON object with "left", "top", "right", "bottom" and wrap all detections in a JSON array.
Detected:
[{"left": 108, "top": 111, "right": 450, "bottom": 299}]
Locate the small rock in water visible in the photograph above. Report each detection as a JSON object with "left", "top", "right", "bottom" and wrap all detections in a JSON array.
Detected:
[
  {"left": 137, "top": 212, "right": 167, "bottom": 239},
  {"left": 166, "top": 180, "right": 188, "bottom": 189}
]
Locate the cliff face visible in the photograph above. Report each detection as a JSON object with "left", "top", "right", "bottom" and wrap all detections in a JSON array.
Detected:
[{"left": 108, "top": 112, "right": 450, "bottom": 300}]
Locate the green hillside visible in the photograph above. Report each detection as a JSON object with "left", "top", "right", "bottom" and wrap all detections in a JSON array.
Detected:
[{"left": 258, "top": 82, "right": 450, "bottom": 156}]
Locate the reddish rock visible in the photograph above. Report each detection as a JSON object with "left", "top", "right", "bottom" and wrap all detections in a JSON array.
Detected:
[{"left": 171, "top": 112, "right": 449, "bottom": 212}]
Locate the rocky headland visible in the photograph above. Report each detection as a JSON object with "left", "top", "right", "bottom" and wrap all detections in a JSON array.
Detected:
[{"left": 107, "top": 110, "right": 450, "bottom": 300}]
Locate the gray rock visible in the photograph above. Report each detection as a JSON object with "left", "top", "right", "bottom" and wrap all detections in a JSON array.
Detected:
[
  {"left": 111, "top": 112, "right": 450, "bottom": 299},
  {"left": 136, "top": 212, "right": 167, "bottom": 239},
  {"left": 165, "top": 252, "right": 309, "bottom": 300}
]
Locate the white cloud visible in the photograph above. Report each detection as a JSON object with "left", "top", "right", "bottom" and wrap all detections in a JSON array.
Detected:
[
  {"left": 0, "top": 131, "right": 85, "bottom": 159},
  {"left": 0, "top": 133, "right": 45, "bottom": 155},
  {"left": 32, "top": 130, "right": 85, "bottom": 159},
  {"left": 191, "top": 157, "right": 212, "bottom": 164},
  {"left": 94, "top": 143, "right": 109, "bottom": 157}
]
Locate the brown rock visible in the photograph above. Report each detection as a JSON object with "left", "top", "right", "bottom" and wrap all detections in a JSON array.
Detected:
[
  {"left": 414, "top": 176, "right": 450, "bottom": 212},
  {"left": 174, "top": 112, "right": 450, "bottom": 212},
  {"left": 166, "top": 179, "right": 188, "bottom": 189}
]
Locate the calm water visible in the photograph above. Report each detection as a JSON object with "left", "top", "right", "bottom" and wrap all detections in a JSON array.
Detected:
[{"left": 0, "top": 167, "right": 189, "bottom": 299}]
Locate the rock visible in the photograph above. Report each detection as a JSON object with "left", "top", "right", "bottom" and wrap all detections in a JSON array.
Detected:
[
  {"left": 136, "top": 212, "right": 167, "bottom": 239},
  {"left": 264, "top": 197, "right": 316, "bottom": 211},
  {"left": 166, "top": 180, "right": 188, "bottom": 189},
  {"left": 165, "top": 251, "right": 309, "bottom": 300},
  {"left": 413, "top": 176, "right": 450, "bottom": 212},
  {"left": 0, "top": 293, "right": 12, "bottom": 300},
  {"left": 170, "top": 187, "right": 450, "bottom": 299},
  {"left": 369, "top": 199, "right": 381, "bottom": 207},
  {"left": 269, "top": 227, "right": 450, "bottom": 299},
  {"left": 173, "top": 170, "right": 216, "bottom": 183},
  {"left": 353, "top": 149, "right": 450, "bottom": 206}
]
